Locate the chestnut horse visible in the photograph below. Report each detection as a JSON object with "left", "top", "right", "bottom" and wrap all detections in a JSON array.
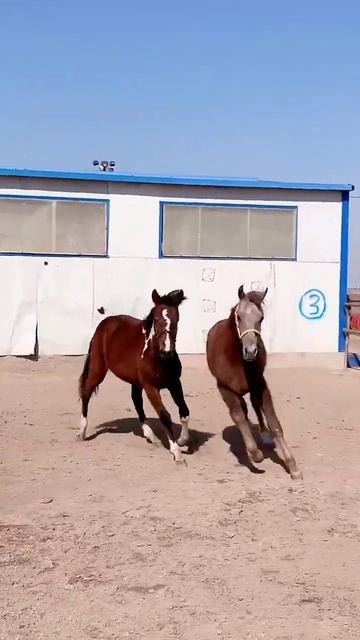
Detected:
[
  {"left": 206, "top": 285, "right": 302, "bottom": 480},
  {"left": 78, "top": 289, "right": 190, "bottom": 463}
]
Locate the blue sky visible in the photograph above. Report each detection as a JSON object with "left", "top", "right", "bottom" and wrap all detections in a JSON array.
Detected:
[{"left": 0, "top": 0, "right": 359, "bottom": 282}]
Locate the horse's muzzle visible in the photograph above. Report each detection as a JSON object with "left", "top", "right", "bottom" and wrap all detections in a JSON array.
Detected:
[{"left": 243, "top": 345, "right": 258, "bottom": 362}]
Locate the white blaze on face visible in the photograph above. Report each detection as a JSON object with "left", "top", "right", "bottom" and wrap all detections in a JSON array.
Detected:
[{"left": 162, "top": 309, "right": 171, "bottom": 351}]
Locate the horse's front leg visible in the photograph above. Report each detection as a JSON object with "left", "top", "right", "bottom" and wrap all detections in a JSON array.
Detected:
[
  {"left": 168, "top": 378, "right": 190, "bottom": 446},
  {"left": 144, "top": 384, "right": 184, "bottom": 464},
  {"left": 261, "top": 379, "right": 302, "bottom": 480},
  {"left": 218, "top": 385, "right": 264, "bottom": 464}
]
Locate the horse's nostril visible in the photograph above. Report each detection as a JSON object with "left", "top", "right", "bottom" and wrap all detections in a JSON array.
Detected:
[{"left": 244, "top": 345, "right": 257, "bottom": 360}]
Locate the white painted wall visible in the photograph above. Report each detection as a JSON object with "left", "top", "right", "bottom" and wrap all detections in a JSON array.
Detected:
[{"left": 0, "top": 179, "right": 342, "bottom": 355}]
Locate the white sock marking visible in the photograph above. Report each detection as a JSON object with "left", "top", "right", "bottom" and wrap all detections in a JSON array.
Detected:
[
  {"left": 78, "top": 414, "right": 88, "bottom": 439},
  {"left": 142, "top": 423, "right": 160, "bottom": 445},
  {"left": 178, "top": 416, "right": 190, "bottom": 445},
  {"left": 169, "top": 440, "right": 182, "bottom": 462}
]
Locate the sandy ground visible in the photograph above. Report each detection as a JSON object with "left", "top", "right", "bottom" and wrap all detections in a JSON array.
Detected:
[{"left": 1, "top": 354, "right": 360, "bottom": 640}]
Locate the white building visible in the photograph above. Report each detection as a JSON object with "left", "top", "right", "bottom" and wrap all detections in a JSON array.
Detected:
[{"left": 0, "top": 167, "right": 353, "bottom": 362}]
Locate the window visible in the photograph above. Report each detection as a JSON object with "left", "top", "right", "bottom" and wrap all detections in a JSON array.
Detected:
[
  {"left": 160, "top": 202, "right": 297, "bottom": 259},
  {"left": 0, "top": 197, "right": 108, "bottom": 256}
]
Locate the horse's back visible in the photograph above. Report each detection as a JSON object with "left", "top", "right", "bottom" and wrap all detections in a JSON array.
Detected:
[
  {"left": 92, "top": 314, "right": 143, "bottom": 383},
  {"left": 95, "top": 314, "right": 140, "bottom": 334}
]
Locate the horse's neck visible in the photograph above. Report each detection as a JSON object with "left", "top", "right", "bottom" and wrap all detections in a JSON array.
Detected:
[
  {"left": 141, "top": 323, "right": 155, "bottom": 358},
  {"left": 227, "top": 310, "right": 238, "bottom": 338},
  {"left": 143, "top": 310, "right": 154, "bottom": 336}
]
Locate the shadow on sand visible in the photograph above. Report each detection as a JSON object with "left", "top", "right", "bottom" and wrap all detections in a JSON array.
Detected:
[
  {"left": 85, "top": 417, "right": 214, "bottom": 455},
  {"left": 222, "top": 423, "right": 288, "bottom": 475}
]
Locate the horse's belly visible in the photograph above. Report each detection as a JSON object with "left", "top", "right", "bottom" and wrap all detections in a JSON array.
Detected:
[{"left": 106, "top": 348, "right": 140, "bottom": 386}]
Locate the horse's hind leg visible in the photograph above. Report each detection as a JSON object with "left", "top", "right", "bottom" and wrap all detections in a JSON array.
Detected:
[
  {"left": 218, "top": 385, "right": 263, "bottom": 464},
  {"left": 240, "top": 395, "right": 272, "bottom": 447},
  {"left": 261, "top": 379, "right": 302, "bottom": 480},
  {"left": 78, "top": 351, "right": 107, "bottom": 440},
  {"left": 131, "top": 385, "right": 161, "bottom": 446}
]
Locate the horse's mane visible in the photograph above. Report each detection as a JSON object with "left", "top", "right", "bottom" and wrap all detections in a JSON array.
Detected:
[
  {"left": 143, "top": 310, "right": 154, "bottom": 336},
  {"left": 157, "top": 290, "right": 187, "bottom": 306}
]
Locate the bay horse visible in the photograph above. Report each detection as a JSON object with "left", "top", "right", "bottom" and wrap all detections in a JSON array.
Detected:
[
  {"left": 206, "top": 285, "right": 302, "bottom": 480},
  {"left": 78, "top": 289, "right": 190, "bottom": 463}
]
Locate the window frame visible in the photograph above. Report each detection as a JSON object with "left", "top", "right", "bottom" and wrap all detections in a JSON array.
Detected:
[
  {"left": 159, "top": 200, "right": 298, "bottom": 261},
  {"left": 0, "top": 194, "right": 110, "bottom": 258}
]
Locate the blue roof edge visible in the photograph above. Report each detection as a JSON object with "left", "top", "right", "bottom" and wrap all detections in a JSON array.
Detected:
[{"left": 0, "top": 167, "right": 354, "bottom": 192}]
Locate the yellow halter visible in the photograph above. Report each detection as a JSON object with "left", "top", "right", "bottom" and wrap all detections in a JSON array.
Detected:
[
  {"left": 234, "top": 304, "right": 261, "bottom": 341},
  {"left": 238, "top": 328, "right": 261, "bottom": 340}
]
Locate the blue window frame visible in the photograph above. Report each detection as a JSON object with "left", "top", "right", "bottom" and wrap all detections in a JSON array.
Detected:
[
  {"left": 159, "top": 201, "right": 298, "bottom": 260},
  {"left": 0, "top": 194, "right": 110, "bottom": 257}
]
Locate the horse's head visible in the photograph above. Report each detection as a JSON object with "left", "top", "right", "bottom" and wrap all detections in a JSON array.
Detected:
[
  {"left": 234, "top": 285, "right": 267, "bottom": 362},
  {"left": 147, "top": 288, "right": 186, "bottom": 359}
]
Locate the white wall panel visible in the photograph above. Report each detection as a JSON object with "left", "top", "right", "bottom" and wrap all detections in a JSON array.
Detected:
[
  {"left": 272, "top": 262, "right": 339, "bottom": 352},
  {"left": 108, "top": 195, "right": 159, "bottom": 258},
  {"left": 296, "top": 201, "right": 342, "bottom": 263},
  {"left": 0, "top": 257, "right": 38, "bottom": 355},
  {"left": 37, "top": 259, "right": 94, "bottom": 355}
]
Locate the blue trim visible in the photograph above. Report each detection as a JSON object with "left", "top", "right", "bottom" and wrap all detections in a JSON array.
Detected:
[
  {"left": 0, "top": 194, "right": 110, "bottom": 258},
  {"left": 0, "top": 166, "right": 354, "bottom": 192},
  {"left": 338, "top": 191, "right": 350, "bottom": 351},
  {"left": 159, "top": 201, "right": 164, "bottom": 260},
  {"left": 159, "top": 200, "right": 298, "bottom": 260},
  {"left": 0, "top": 193, "right": 109, "bottom": 203},
  {"left": 161, "top": 201, "right": 297, "bottom": 209},
  {"left": 0, "top": 252, "right": 109, "bottom": 259}
]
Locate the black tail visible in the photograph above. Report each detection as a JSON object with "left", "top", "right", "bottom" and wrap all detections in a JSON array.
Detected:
[{"left": 79, "top": 343, "right": 92, "bottom": 399}]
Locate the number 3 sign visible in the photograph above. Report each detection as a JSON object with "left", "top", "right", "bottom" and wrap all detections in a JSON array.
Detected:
[{"left": 299, "top": 289, "right": 326, "bottom": 320}]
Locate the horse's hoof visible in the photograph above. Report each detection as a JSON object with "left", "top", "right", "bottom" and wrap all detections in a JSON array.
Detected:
[
  {"left": 177, "top": 435, "right": 189, "bottom": 447},
  {"left": 143, "top": 432, "right": 161, "bottom": 446},
  {"left": 175, "top": 458, "right": 187, "bottom": 467},
  {"left": 251, "top": 449, "right": 264, "bottom": 463},
  {"left": 291, "top": 470, "right": 303, "bottom": 481},
  {"left": 77, "top": 432, "right": 86, "bottom": 441},
  {"left": 149, "top": 438, "right": 161, "bottom": 447}
]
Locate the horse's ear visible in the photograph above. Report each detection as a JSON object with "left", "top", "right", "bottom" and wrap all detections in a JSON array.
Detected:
[
  {"left": 259, "top": 287, "right": 268, "bottom": 302},
  {"left": 168, "top": 289, "right": 186, "bottom": 306},
  {"left": 238, "top": 285, "right": 245, "bottom": 300},
  {"left": 152, "top": 289, "right": 162, "bottom": 305}
]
